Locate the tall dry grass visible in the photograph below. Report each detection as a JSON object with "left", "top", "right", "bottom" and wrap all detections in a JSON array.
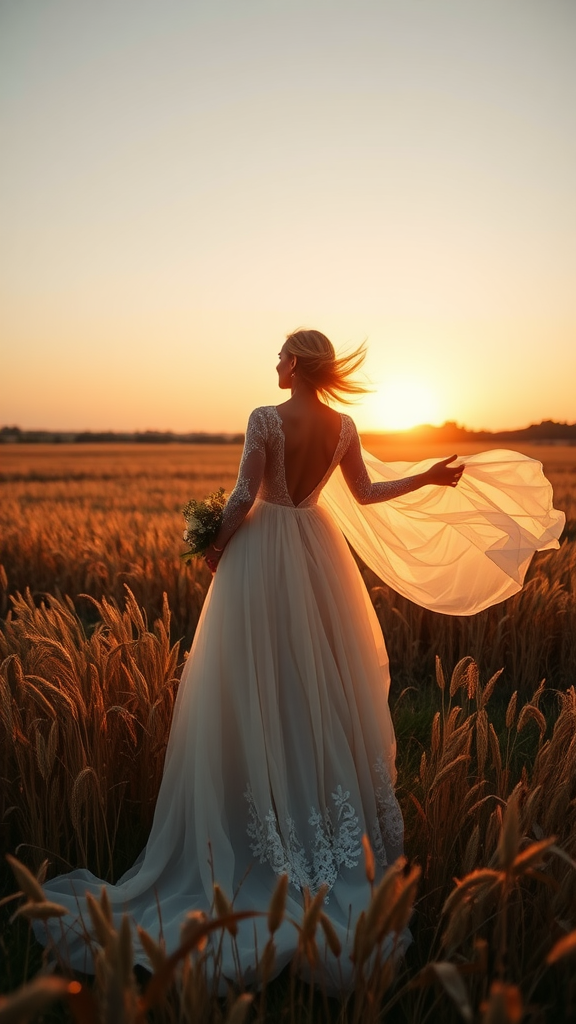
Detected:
[
  {"left": 1, "top": 614, "right": 575, "bottom": 1020},
  {"left": 0, "top": 444, "right": 237, "bottom": 651},
  {"left": 0, "top": 588, "right": 180, "bottom": 879},
  {"left": 1, "top": 442, "right": 574, "bottom": 689},
  {"left": 1, "top": 441, "right": 575, "bottom": 1020}
]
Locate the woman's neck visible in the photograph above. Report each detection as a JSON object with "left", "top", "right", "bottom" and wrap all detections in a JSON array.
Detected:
[{"left": 289, "top": 381, "right": 322, "bottom": 407}]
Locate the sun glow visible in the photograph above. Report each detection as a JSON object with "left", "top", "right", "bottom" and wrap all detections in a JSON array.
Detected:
[{"left": 364, "top": 378, "right": 441, "bottom": 432}]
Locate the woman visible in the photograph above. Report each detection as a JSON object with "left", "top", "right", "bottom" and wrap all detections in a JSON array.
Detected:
[
  {"left": 202, "top": 334, "right": 463, "bottom": 573},
  {"left": 38, "top": 330, "right": 564, "bottom": 991}
]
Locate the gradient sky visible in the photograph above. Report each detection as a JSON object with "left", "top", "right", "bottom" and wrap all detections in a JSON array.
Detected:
[{"left": 1, "top": 0, "right": 575, "bottom": 433}]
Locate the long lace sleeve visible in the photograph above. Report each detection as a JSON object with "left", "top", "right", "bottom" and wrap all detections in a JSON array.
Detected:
[
  {"left": 340, "top": 419, "right": 422, "bottom": 505},
  {"left": 213, "top": 408, "right": 267, "bottom": 549}
]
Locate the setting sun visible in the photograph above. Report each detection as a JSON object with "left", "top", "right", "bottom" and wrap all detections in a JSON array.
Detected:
[{"left": 363, "top": 377, "right": 441, "bottom": 432}]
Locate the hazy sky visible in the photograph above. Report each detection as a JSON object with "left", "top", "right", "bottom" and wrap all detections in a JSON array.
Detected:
[{"left": 1, "top": 0, "right": 575, "bottom": 432}]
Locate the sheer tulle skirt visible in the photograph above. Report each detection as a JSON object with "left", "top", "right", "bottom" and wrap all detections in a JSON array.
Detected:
[{"left": 37, "top": 499, "right": 406, "bottom": 990}]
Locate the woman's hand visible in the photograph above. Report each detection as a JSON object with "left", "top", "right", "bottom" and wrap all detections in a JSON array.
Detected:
[
  {"left": 423, "top": 456, "right": 464, "bottom": 488},
  {"left": 204, "top": 543, "right": 223, "bottom": 574}
]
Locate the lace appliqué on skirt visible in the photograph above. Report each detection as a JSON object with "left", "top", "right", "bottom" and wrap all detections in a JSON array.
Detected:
[
  {"left": 244, "top": 784, "right": 362, "bottom": 895},
  {"left": 371, "top": 755, "right": 404, "bottom": 868}
]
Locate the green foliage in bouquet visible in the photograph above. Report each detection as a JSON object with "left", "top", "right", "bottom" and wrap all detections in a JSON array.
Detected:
[{"left": 181, "top": 487, "right": 227, "bottom": 561}]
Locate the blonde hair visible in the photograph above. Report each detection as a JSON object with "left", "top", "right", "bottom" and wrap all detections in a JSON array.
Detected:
[{"left": 284, "top": 329, "right": 370, "bottom": 404}]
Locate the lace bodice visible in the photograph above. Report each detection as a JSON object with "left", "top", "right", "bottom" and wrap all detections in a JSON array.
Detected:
[
  {"left": 216, "top": 406, "right": 421, "bottom": 548},
  {"left": 256, "top": 406, "right": 352, "bottom": 509}
]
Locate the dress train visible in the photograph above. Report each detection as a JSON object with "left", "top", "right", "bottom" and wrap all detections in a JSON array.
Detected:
[{"left": 38, "top": 500, "right": 406, "bottom": 991}]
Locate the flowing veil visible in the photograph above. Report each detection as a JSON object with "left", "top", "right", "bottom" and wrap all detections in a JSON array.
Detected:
[{"left": 321, "top": 447, "right": 565, "bottom": 615}]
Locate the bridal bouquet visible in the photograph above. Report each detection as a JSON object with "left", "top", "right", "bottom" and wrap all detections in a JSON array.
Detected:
[{"left": 181, "top": 487, "right": 227, "bottom": 561}]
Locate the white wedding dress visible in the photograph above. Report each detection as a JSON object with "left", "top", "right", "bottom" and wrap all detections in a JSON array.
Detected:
[{"left": 37, "top": 407, "right": 565, "bottom": 990}]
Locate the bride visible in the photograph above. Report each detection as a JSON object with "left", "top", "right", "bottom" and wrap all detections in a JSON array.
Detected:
[{"left": 38, "top": 329, "right": 564, "bottom": 990}]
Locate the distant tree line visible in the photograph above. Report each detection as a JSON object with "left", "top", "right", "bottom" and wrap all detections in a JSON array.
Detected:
[
  {"left": 362, "top": 419, "right": 576, "bottom": 446},
  {"left": 0, "top": 427, "right": 245, "bottom": 445},
  {"left": 1, "top": 420, "right": 575, "bottom": 445}
]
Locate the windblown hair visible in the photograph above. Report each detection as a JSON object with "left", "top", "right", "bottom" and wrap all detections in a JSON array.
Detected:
[{"left": 284, "top": 329, "right": 370, "bottom": 404}]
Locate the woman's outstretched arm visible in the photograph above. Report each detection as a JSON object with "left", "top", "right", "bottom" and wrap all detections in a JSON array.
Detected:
[{"left": 340, "top": 421, "right": 463, "bottom": 505}]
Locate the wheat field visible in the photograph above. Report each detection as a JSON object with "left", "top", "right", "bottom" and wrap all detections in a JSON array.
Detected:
[{"left": 1, "top": 441, "right": 575, "bottom": 1023}]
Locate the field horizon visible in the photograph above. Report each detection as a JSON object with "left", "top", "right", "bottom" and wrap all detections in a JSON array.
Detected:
[{"left": 2, "top": 415, "right": 576, "bottom": 447}]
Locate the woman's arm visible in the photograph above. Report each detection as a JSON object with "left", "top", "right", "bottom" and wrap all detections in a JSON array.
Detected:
[
  {"left": 204, "top": 409, "right": 267, "bottom": 571},
  {"left": 340, "top": 421, "right": 463, "bottom": 505}
]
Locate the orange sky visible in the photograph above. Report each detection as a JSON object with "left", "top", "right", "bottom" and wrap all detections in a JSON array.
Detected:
[{"left": 1, "top": 0, "right": 575, "bottom": 433}]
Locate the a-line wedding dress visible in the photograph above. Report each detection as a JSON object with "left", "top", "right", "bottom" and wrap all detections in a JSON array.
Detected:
[{"left": 37, "top": 406, "right": 565, "bottom": 990}]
